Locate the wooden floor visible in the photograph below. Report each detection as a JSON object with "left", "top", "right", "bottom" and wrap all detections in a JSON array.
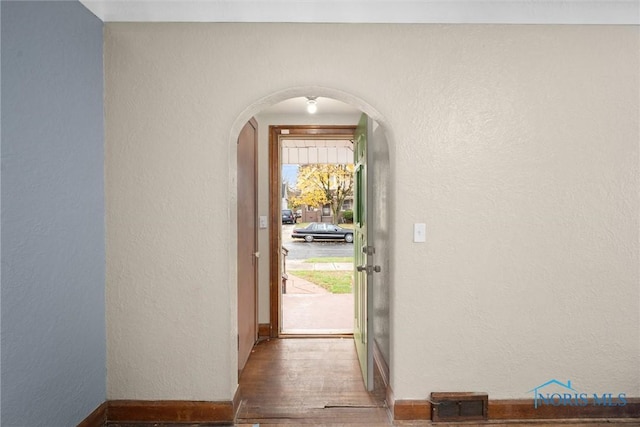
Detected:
[
  {"left": 108, "top": 337, "right": 640, "bottom": 426},
  {"left": 236, "top": 338, "right": 640, "bottom": 427},
  {"left": 236, "top": 337, "right": 390, "bottom": 426}
]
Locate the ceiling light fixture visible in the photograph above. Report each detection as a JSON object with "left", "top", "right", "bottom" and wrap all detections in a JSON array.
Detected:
[{"left": 306, "top": 96, "right": 318, "bottom": 114}]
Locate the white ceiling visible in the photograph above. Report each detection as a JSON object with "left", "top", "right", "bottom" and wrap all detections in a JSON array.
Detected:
[
  {"left": 261, "top": 97, "right": 360, "bottom": 116},
  {"left": 80, "top": 1, "right": 639, "bottom": 24}
]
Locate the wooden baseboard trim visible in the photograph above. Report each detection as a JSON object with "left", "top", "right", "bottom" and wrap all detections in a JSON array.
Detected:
[
  {"left": 76, "top": 401, "right": 107, "bottom": 427},
  {"left": 392, "top": 397, "right": 640, "bottom": 421},
  {"left": 107, "top": 399, "right": 235, "bottom": 424},
  {"left": 372, "top": 340, "right": 390, "bottom": 390},
  {"left": 490, "top": 398, "right": 640, "bottom": 420},
  {"left": 258, "top": 323, "right": 270, "bottom": 338},
  {"left": 386, "top": 384, "right": 396, "bottom": 420},
  {"left": 233, "top": 385, "right": 242, "bottom": 419},
  {"left": 393, "top": 399, "right": 432, "bottom": 420},
  {"left": 372, "top": 340, "right": 393, "bottom": 421}
]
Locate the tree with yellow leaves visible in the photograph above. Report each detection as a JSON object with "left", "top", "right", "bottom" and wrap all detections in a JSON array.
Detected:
[{"left": 290, "top": 164, "right": 354, "bottom": 224}]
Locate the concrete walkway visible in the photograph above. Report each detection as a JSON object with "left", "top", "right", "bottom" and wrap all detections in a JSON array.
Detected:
[{"left": 282, "top": 262, "right": 354, "bottom": 333}]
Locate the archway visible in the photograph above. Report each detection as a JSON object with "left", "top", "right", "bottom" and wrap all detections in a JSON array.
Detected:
[{"left": 231, "top": 87, "right": 394, "bottom": 418}]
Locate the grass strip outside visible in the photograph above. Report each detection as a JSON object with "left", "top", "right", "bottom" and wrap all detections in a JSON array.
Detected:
[{"left": 292, "top": 270, "right": 353, "bottom": 294}]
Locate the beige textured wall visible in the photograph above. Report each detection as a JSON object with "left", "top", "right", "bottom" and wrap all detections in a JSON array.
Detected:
[{"left": 105, "top": 23, "right": 639, "bottom": 401}]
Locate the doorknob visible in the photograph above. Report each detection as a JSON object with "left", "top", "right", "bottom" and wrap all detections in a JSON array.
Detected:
[
  {"left": 356, "top": 265, "right": 381, "bottom": 274},
  {"left": 253, "top": 252, "right": 260, "bottom": 258}
]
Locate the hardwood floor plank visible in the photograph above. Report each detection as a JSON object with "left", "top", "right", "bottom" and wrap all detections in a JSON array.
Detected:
[{"left": 236, "top": 338, "right": 389, "bottom": 425}]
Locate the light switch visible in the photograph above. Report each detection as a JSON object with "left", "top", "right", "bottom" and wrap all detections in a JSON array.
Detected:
[
  {"left": 414, "top": 223, "right": 426, "bottom": 243},
  {"left": 259, "top": 215, "right": 268, "bottom": 229}
]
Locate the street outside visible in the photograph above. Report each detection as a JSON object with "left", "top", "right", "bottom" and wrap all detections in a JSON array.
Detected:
[{"left": 281, "top": 224, "right": 354, "bottom": 260}]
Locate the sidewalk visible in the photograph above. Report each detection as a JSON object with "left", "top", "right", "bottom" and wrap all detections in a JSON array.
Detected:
[
  {"left": 284, "top": 272, "right": 328, "bottom": 294},
  {"left": 282, "top": 265, "right": 354, "bottom": 333},
  {"left": 286, "top": 260, "right": 353, "bottom": 272}
]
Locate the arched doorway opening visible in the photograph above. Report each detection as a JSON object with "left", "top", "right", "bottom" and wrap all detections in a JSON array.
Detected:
[{"left": 232, "top": 87, "right": 393, "bottom": 422}]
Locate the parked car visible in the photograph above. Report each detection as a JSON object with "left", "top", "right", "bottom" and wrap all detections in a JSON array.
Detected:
[
  {"left": 291, "top": 222, "right": 354, "bottom": 243},
  {"left": 282, "top": 209, "right": 295, "bottom": 224}
]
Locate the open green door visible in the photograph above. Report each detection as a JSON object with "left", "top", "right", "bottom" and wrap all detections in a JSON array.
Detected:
[{"left": 353, "top": 113, "right": 375, "bottom": 390}]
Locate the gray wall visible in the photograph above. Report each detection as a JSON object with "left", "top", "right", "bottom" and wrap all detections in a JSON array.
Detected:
[{"left": 1, "top": 2, "right": 105, "bottom": 425}]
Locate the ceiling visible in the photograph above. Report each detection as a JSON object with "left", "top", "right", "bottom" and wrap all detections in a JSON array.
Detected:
[
  {"left": 79, "top": 1, "right": 638, "bottom": 25},
  {"left": 261, "top": 97, "right": 360, "bottom": 116}
]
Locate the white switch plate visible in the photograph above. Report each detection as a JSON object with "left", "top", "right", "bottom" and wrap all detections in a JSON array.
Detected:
[
  {"left": 259, "top": 215, "right": 268, "bottom": 229},
  {"left": 414, "top": 223, "right": 426, "bottom": 242}
]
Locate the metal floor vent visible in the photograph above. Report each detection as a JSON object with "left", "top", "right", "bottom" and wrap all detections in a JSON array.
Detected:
[{"left": 430, "top": 392, "right": 488, "bottom": 422}]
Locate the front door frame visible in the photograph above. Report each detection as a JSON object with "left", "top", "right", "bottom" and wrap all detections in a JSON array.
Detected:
[{"left": 268, "top": 125, "right": 357, "bottom": 337}]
